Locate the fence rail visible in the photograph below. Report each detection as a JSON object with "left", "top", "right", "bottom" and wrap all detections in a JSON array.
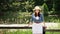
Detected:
[
  {"left": 0, "top": 23, "right": 60, "bottom": 34},
  {"left": 0, "top": 26, "right": 60, "bottom": 32}
]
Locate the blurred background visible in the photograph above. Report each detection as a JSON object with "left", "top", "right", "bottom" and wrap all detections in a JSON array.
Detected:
[
  {"left": 0, "top": 0, "right": 60, "bottom": 34},
  {"left": 0, "top": 0, "right": 60, "bottom": 24}
]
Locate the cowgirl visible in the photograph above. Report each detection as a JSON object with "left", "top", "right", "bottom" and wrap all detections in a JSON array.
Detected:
[{"left": 28, "top": 6, "right": 45, "bottom": 34}]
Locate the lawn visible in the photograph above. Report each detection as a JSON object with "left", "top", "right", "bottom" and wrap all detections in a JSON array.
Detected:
[{"left": 1, "top": 29, "right": 60, "bottom": 34}]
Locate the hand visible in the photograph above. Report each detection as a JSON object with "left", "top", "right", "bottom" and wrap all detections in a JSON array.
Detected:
[
  {"left": 28, "top": 24, "right": 30, "bottom": 27},
  {"left": 28, "top": 22, "right": 32, "bottom": 27},
  {"left": 43, "top": 26, "right": 47, "bottom": 28}
]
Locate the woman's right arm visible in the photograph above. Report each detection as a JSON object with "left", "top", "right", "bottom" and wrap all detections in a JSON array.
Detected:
[
  {"left": 28, "top": 14, "right": 33, "bottom": 27},
  {"left": 28, "top": 22, "right": 32, "bottom": 27}
]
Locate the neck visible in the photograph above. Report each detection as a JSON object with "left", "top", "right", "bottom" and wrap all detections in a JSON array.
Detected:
[
  {"left": 35, "top": 12, "right": 38, "bottom": 17},
  {"left": 34, "top": 12, "right": 40, "bottom": 17}
]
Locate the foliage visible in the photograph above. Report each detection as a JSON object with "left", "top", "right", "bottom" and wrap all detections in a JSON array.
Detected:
[
  {"left": 42, "top": 3, "right": 49, "bottom": 15},
  {"left": 0, "top": 0, "right": 60, "bottom": 23}
]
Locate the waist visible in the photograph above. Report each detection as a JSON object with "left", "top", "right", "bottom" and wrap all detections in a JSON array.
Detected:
[
  {"left": 33, "top": 20, "right": 42, "bottom": 23},
  {"left": 34, "top": 22, "right": 42, "bottom": 23}
]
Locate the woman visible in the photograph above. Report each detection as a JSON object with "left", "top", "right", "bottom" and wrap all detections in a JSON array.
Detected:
[{"left": 28, "top": 6, "right": 45, "bottom": 34}]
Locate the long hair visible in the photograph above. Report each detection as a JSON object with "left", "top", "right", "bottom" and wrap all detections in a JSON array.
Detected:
[{"left": 35, "top": 11, "right": 40, "bottom": 17}]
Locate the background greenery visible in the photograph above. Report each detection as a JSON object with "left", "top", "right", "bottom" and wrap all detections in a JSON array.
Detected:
[
  {"left": 0, "top": 0, "right": 60, "bottom": 34},
  {"left": 0, "top": 0, "right": 60, "bottom": 24}
]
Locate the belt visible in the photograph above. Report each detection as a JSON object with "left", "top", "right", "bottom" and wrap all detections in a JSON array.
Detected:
[{"left": 35, "top": 22, "right": 41, "bottom": 23}]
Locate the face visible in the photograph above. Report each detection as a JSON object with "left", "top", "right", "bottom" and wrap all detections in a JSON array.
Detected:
[{"left": 34, "top": 9, "right": 40, "bottom": 13}]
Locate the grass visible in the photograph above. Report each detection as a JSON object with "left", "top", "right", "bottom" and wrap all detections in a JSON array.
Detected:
[
  {"left": 46, "top": 31, "right": 60, "bottom": 34},
  {"left": 5, "top": 29, "right": 32, "bottom": 34},
  {"left": 1, "top": 29, "right": 60, "bottom": 34}
]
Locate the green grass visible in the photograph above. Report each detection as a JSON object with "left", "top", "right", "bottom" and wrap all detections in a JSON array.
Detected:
[
  {"left": 46, "top": 31, "right": 60, "bottom": 34},
  {"left": 3, "top": 29, "right": 32, "bottom": 34},
  {"left": 2, "top": 29, "right": 60, "bottom": 34}
]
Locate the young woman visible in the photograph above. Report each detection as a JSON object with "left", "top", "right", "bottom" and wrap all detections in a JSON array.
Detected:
[{"left": 28, "top": 6, "right": 45, "bottom": 34}]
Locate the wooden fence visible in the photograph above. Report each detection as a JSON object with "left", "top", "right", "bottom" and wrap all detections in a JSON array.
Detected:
[{"left": 0, "top": 23, "right": 60, "bottom": 34}]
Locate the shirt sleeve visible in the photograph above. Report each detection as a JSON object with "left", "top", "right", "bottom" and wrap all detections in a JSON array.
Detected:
[
  {"left": 30, "top": 14, "right": 34, "bottom": 22},
  {"left": 41, "top": 14, "right": 44, "bottom": 22}
]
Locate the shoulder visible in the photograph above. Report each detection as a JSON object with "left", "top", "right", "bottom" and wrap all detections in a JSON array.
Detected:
[
  {"left": 40, "top": 13, "right": 44, "bottom": 17},
  {"left": 40, "top": 13, "right": 43, "bottom": 15},
  {"left": 32, "top": 13, "right": 34, "bottom": 16}
]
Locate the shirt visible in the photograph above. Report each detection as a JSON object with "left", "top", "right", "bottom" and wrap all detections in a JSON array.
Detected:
[{"left": 30, "top": 13, "right": 44, "bottom": 23}]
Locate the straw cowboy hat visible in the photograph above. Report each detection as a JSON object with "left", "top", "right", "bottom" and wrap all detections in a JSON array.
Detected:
[{"left": 33, "top": 6, "right": 42, "bottom": 11}]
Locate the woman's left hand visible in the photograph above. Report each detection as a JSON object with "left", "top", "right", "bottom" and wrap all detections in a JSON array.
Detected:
[{"left": 43, "top": 26, "right": 47, "bottom": 29}]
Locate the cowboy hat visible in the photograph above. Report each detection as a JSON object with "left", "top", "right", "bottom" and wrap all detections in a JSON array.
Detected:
[{"left": 33, "top": 6, "right": 42, "bottom": 11}]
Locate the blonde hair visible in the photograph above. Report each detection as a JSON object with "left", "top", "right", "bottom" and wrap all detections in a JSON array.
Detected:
[{"left": 33, "top": 6, "right": 42, "bottom": 11}]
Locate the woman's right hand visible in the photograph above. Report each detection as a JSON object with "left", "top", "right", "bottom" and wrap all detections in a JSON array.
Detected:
[
  {"left": 28, "top": 22, "right": 32, "bottom": 27},
  {"left": 28, "top": 24, "right": 30, "bottom": 27}
]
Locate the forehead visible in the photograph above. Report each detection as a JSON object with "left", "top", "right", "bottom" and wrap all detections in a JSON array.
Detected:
[
  {"left": 35, "top": 9, "right": 40, "bottom": 10},
  {"left": 34, "top": 9, "right": 40, "bottom": 11}
]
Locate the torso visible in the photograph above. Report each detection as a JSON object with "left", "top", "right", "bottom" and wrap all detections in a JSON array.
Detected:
[{"left": 32, "top": 13, "right": 43, "bottom": 23}]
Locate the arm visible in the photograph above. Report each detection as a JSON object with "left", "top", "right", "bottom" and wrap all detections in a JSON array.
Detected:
[
  {"left": 28, "top": 22, "right": 32, "bottom": 26},
  {"left": 28, "top": 14, "right": 33, "bottom": 26},
  {"left": 41, "top": 14, "right": 47, "bottom": 28},
  {"left": 41, "top": 14, "right": 45, "bottom": 26}
]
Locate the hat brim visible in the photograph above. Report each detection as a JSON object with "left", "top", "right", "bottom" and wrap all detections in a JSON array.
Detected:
[{"left": 33, "top": 8, "right": 42, "bottom": 11}]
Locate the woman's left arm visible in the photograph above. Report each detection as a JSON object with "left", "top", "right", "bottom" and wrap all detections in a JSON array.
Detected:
[
  {"left": 41, "top": 14, "right": 45, "bottom": 26},
  {"left": 41, "top": 14, "right": 47, "bottom": 28}
]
